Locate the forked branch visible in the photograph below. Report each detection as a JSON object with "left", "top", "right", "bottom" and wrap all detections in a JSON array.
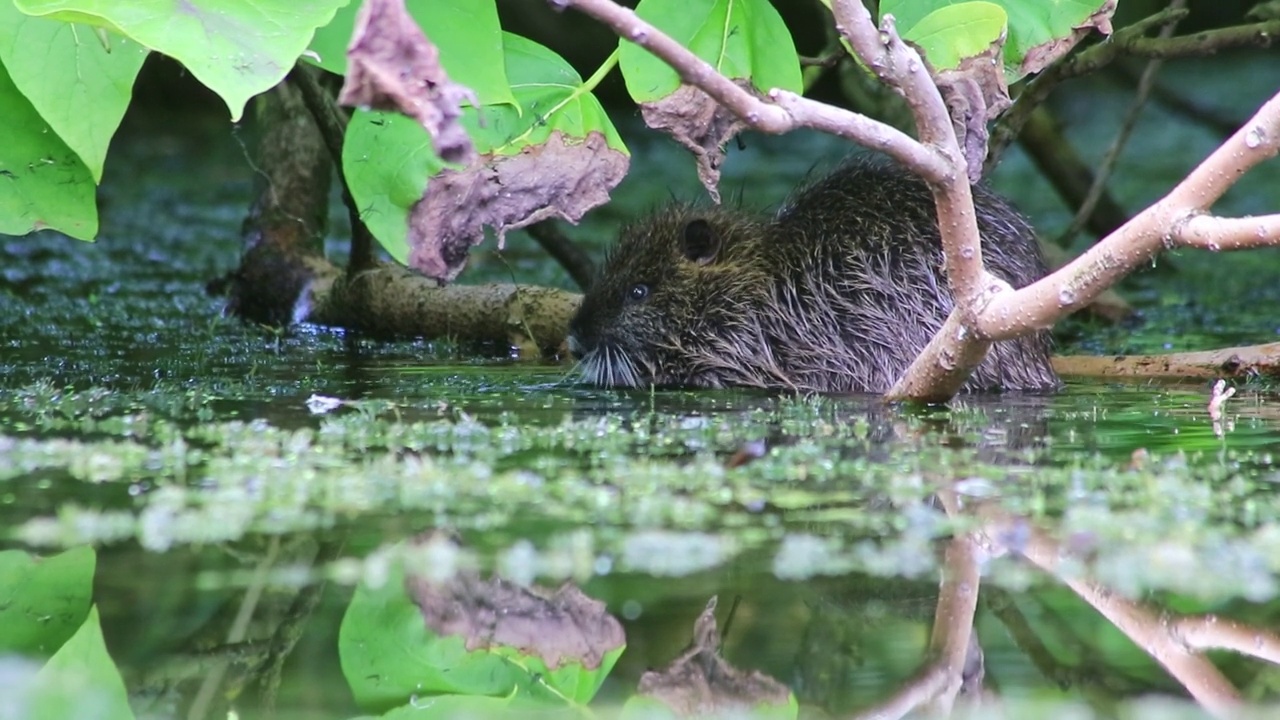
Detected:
[
  {"left": 553, "top": 0, "right": 1280, "bottom": 401},
  {"left": 974, "top": 92, "right": 1280, "bottom": 343}
]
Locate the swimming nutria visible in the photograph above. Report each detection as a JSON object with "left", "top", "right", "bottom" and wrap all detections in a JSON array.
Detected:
[{"left": 567, "top": 159, "right": 1060, "bottom": 393}]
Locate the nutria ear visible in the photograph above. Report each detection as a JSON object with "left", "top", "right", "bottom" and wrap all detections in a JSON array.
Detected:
[{"left": 680, "top": 219, "right": 721, "bottom": 265}]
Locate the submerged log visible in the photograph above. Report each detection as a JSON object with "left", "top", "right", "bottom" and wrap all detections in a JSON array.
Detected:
[{"left": 1053, "top": 343, "right": 1280, "bottom": 380}]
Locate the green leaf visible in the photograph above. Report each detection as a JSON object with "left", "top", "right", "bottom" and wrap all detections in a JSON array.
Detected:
[
  {"left": 21, "top": 606, "right": 135, "bottom": 720},
  {"left": 338, "top": 556, "right": 621, "bottom": 713},
  {"left": 492, "top": 643, "right": 624, "bottom": 706},
  {"left": 342, "top": 33, "right": 625, "bottom": 264},
  {"left": 343, "top": 111, "right": 444, "bottom": 264},
  {"left": 0, "top": 4, "right": 148, "bottom": 182},
  {"left": 899, "top": 3, "right": 1007, "bottom": 70},
  {"left": 14, "top": 0, "right": 349, "bottom": 120},
  {"left": 376, "top": 696, "right": 519, "bottom": 719},
  {"left": 881, "top": 0, "right": 1111, "bottom": 80},
  {"left": 309, "top": 0, "right": 514, "bottom": 108},
  {"left": 0, "top": 60, "right": 98, "bottom": 240},
  {"left": 466, "top": 33, "right": 626, "bottom": 157},
  {"left": 0, "top": 546, "right": 96, "bottom": 656},
  {"left": 619, "top": 0, "right": 802, "bottom": 103}
]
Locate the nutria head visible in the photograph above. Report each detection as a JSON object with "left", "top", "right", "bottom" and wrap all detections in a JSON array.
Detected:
[{"left": 567, "top": 207, "right": 775, "bottom": 388}]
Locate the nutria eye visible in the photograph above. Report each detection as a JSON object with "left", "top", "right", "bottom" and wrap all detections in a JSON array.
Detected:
[{"left": 626, "top": 283, "right": 650, "bottom": 303}]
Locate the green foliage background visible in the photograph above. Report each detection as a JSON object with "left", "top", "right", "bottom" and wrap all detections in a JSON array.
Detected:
[{"left": 0, "top": 0, "right": 1107, "bottom": 262}]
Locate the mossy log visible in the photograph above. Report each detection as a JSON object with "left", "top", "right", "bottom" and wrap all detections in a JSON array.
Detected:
[{"left": 222, "top": 75, "right": 578, "bottom": 357}]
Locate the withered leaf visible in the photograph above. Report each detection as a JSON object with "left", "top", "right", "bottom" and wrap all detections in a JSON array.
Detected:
[
  {"left": 639, "top": 81, "right": 759, "bottom": 203},
  {"left": 638, "top": 597, "right": 792, "bottom": 716},
  {"left": 406, "top": 566, "right": 625, "bottom": 671},
  {"left": 934, "top": 36, "right": 1011, "bottom": 183},
  {"left": 1019, "top": 0, "right": 1117, "bottom": 77},
  {"left": 408, "top": 130, "right": 627, "bottom": 282},
  {"left": 338, "top": 0, "right": 476, "bottom": 164}
]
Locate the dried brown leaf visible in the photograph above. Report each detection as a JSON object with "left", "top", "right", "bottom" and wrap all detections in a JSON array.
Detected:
[
  {"left": 406, "top": 565, "right": 625, "bottom": 671},
  {"left": 1019, "top": 0, "right": 1118, "bottom": 77},
  {"left": 408, "top": 131, "right": 627, "bottom": 282},
  {"left": 639, "top": 81, "right": 760, "bottom": 203},
  {"left": 638, "top": 597, "right": 792, "bottom": 716},
  {"left": 935, "top": 38, "right": 1011, "bottom": 183},
  {"left": 338, "top": 0, "right": 476, "bottom": 164}
]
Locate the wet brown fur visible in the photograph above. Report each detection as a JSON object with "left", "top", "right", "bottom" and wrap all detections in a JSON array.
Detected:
[{"left": 568, "top": 159, "right": 1060, "bottom": 393}]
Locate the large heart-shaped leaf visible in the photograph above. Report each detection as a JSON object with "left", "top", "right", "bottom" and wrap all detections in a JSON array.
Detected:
[
  {"left": 339, "top": 547, "right": 624, "bottom": 713},
  {"left": 619, "top": 0, "right": 802, "bottom": 103},
  {"left": 0, "top": 3, "right": 148, "bottom": 182},
  {"left": 22, "top": 605, "right": 134, "bottom": 720},
  {"left": 897, "top": 2, "right": 1008, "bottom": 70},
  {"left": 0, "top": 546, "right": 96, "bottom": 656},
  {"left": 881, "top": 0, "right": 1114, "bottom": 80},
  {"left": 0, "top": 60, "right": 97, "bottom": 240},
  {"left": 15, "top": 0, "right": 349, "bottom": 120}
]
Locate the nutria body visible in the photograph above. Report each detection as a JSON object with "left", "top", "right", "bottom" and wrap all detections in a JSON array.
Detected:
[{"left": 567, "top": 160, "right": 1060, "bottom": 393}]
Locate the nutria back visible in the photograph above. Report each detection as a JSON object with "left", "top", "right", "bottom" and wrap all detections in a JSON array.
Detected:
[{"left": 567, "top": 159, "right": 1060, "bottom": 393}]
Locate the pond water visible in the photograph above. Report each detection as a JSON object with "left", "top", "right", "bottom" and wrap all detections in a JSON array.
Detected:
[{"left": 3, "top": 55, "right": 1280, "bottom": 719}]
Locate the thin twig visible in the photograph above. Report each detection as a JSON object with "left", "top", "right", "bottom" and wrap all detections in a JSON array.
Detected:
[
  {"left": 1111, "top": 62, "right": 1242, "bottom": 138},
  {"left": 256, "top": 538, "right": 344, "bottom": 711},
  {"left": 526, "top": 220, "right": 596, "bottom": 290},
  {"left": 187, "top": 537, "right": 282, "bottom": 720},
  {"left": 987, "top": 11, "right": 1279, "bottom": 170},
  {"left": 1019, "top": 107, "right": 1132, "bottom": 241},
  {"left": 289, "top": 63, "right": 377, "bottom": 271},
  {"left": 800, "top": 51, "right": 844, "bottom": 68},
  {"left": 558, "top": 0, "right": 950, "bottom": 182},
  {"left": 1057, "top": 0, "right": 1187, "bottom": 247}
]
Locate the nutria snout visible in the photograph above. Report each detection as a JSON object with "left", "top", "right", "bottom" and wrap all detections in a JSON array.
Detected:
[{"left": 567, "top": 159, "right": 1059, "bottom": 393}]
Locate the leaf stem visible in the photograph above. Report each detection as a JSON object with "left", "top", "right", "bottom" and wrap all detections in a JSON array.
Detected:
[
  {"left": 581, "top": 48, "right": 620, "bottom": 94},
  {"left": 496, "top": 48, "right": 620, "bottom": 154}
]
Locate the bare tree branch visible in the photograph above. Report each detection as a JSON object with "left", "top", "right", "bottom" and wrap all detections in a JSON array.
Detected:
[
  {"left": 923, "top": 532, "right": 983, "bottom": 715},
  {"left": 973, "top": 508, "right": 1273, "bottom": 719},
  {"left": 556, "top": 0, "right": 1280, "bottom": 401},
  {"left": 555, "top": 0, "right": 948, "bottom": 181},
  {"left": 826, "top": 0, "right": 986, "bottom": 306},
  {"left": 1175, "top": 615, "right": 1280, "bottom": 665},
  {"left": 1180, "top": 213, "right": 1280, "bottom": 250},
  {"left": 525, "top": 221, "right": 596, "bottom": 290},
  {"left": 975, "top": 91, "right": 1280, "bottom": 343},
  {"left": 852, "top": 531, "right": 984, "bottom": 720}
]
